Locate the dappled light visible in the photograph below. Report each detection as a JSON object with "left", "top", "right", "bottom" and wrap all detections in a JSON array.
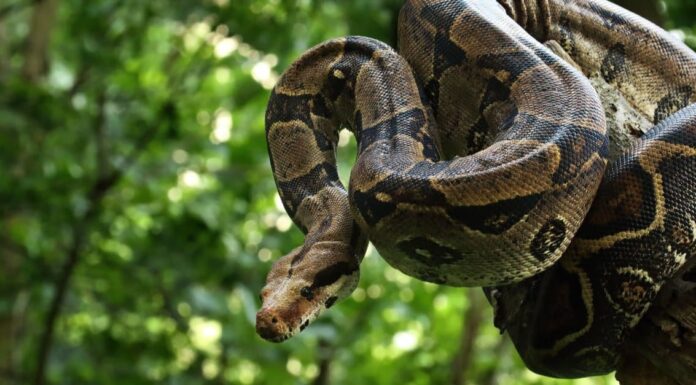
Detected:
[{"left": 2, "top": 0, "right": 695, "bottom": 384}]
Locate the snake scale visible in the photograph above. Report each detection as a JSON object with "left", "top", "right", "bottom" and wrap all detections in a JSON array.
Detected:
[{"left": 256, "top": 0, "right": 696, "bottom": 377}]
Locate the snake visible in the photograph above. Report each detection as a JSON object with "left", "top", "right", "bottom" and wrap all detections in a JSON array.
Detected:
[{"left": 256, "top": 0, "right": 696, "bottom": 378}]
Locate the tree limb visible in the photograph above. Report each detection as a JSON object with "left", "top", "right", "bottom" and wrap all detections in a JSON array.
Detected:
[
  {"left": 616, "top": 260, "right": 696, "bottom": 385},
  {"left": 32, "top": 95, "right": 162, "bottom": 385},
  {"left": 451, "top": 289, "right": 485, "bottom": 385},
  {"left": 312, "top": 339, "right": 333, "bottom": 385},
  {"left": 22, "top": 0, "right": 60, "bottom": 82}
]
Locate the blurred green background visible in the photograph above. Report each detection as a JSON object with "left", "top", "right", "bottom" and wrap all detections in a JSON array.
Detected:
[{"left": 1, "top": 1, "right": 694, "bottom": 384}]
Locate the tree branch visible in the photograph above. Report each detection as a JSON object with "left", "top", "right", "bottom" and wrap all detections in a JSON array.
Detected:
[
  {"left": 616, "top": 260, "right": 696, "bottom": 385},
  {"left": 480, "top": 335, "right": 512, "bottom": 385},
  {"left": 32, "top": 96, "right": 162, "bottom": 385},
  {"left": 312, "top": 339, "right": 333, "bottom": 385},
  {"left": 22, "top": 0, "right": 60, "bottom": 82},
  {"left": 451, "top": 289, "right": 485, "bottom": 385}
]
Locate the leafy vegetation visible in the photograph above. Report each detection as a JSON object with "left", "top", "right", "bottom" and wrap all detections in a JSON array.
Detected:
[{"left": 1, "top": 1, "right": 694, "bottom": 384}]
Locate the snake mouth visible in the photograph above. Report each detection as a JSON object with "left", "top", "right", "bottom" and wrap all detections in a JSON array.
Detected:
[{"left": 255, "top": 307, "right": 307, "bottom": 342}]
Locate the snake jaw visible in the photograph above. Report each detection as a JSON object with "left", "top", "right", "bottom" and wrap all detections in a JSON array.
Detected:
[
  {"left": 255, "top": 282, "right": 352, "bottom": 342},
  {"left": 256, "top": 242, "right": 361, "bottom": 342}
]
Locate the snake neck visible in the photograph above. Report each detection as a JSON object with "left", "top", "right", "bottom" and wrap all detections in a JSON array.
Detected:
[{"left": 260, "top": 36, "right": 427, "bottom": 341}]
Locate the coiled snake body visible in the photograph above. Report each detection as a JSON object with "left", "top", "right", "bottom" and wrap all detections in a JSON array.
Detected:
[{"left": 257, "top": 0, "right": 696, "bottom": 377}]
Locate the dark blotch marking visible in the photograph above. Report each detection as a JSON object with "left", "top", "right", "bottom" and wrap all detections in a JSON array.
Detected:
[
  {"left": 324, "top": 62, "right": 351, "bottom": 100},
  {"left": 579, "top": 156, "right": 655, "bottom": 239},
  {"left": 311, "top": 261, "right": 357, "bottom": 288},
  {"left": 313, "top": 130, "right": 333, "bottom": 152},
  {"left": 579, "top": 232, "right": 670, "bottom": 319},
  {"left": 300, "top": 320, "right": 310, "bottom": 331},
  {"left": 654, "top": 86, "right": 693, "bottom": 124},
  {"left": 420, "top": 0, "right": 494, "bottom": 105},
  {"left": 353, "top": 110, "right": 363, "bottom": 133},
  {"left": 532, "top": 46, "right": 560, "bottom": 67},
  {"left": 323, "top": 37, "right": 385, "bottom": 101},
  {"left": 416, "top": 269, "right": 447, "bottom": 284},
  {"left": 530, "top": 219, "right": 566, "bottom": 261},
  {"left": 468, "top": 78, "right": 517, "bottom": 152},
  {"left": 432, "top": 32, "right": 467, "bottom": 80},
  {"left": 600, "top": 43, "right": 626, "bottom": 83},
  {"left": 479, "top": 77, "right": 511, "bottom": 112},
  {"left": 397, "top": 236, "right": 461, "bottom": 265},
  {"left": 660, "top": 154, "right": 696, "bottom": 217},
  {"left": 447, "top": 194, "right": 543, "bottom": 234},
  {"left": 466, "top": 118, "right": 490, "bottom": 153},
  {"left": 476, "top": 46, "right": 558, "bottom": 85},
  {"left": 476, "top": 50, "right": 538, "bottom": 84},
  {"left": 354, "top": 168, "right": 448, "bottom": 226},
  {"left": 348, "top": 221, "right": 368, "bottom": 258},
  {"left": 425, "top": 78, "right": 440, "bottom": 113},
  {"left": 325, "top": 296, "right": 338, "bottom": 308},
  {"left": 514, "top": 113, "right": 608, "bottom": 184},
  {"left": 288, "top": 217, "right": 332, "bottom": 275},
  {"left": 587, "top": 2, "right": 629, "bottom": 29},
  {"left": 420, "top": 0, "right": 467, "bottom": 30},
  {"left": 311, "top": 93, "right": 332, "bottom": 118},
  {"left": 346, "top": 35, "right": 387, "bottom": 53},
  {"left": 309, "top": 95, "right": 336, "bottom": 151},
  {"left": 357, "top": 108, "right": 431, "bottom": 157},
  {"left": 604, "top": 268, "right": 655, "bottom": 315},
  {"left": 351, "top": 189, "right": 398, "bottom": 226},
  {"left": 530, "top": 266, "right": 589, "bottom": 350},
  {"left": 265, "top": 91, "right": 313, "bottom": 130},
  {"left": 277, "top": 162, "right": 341, "bottom": 219}
]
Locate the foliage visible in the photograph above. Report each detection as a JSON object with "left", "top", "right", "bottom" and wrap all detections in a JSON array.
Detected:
[{"left": 0, "top": 1, "right": 693, "bottom": 384}]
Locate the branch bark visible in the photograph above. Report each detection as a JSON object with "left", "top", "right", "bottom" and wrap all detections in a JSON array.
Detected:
[
  {"left": 312, "top": 339, "right": 333, "bottom": 385},
  {"left": 451, "top": 289, "right": 486, "bottom": 385},
  {"left": 0, "top": 239, "right": 24, "bottom": 383},
  {"left": 23, "top": 0, "right": 60, "bottom": 82},
  {"left": 480, "top": 335, "right": 512, "bottom": 385},
  {"left": 616, "top": 260, "right": 696, "bottom": 385}
]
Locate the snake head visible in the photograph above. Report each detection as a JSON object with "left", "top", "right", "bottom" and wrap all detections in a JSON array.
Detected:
[{"left": 256, "top": 241, "right": 360, "bottom": 342}]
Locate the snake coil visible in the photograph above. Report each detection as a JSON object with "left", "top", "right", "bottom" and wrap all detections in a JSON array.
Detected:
[{"left": 257, "top": 0, "right": 696, "bottom": 377}]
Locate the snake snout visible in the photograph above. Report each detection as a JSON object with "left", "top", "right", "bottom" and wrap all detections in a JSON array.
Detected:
[{"left": 256, "top": 308, "right": 289, "bottom": 342}]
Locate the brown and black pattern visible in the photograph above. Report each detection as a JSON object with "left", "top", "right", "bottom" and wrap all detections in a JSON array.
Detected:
[
  {"left": 258, "top": 0, "right": 696, "bottom": 379},
  {"left": 498, "top": 105, "right": 696, "bottom": 377},
  {"left": 485, "top": 0, "right": 696, "bottom": 377}
]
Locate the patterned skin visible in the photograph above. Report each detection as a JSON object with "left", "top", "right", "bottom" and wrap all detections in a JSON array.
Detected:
[{"left": 258, "top": 0, "right": 696, "bottom": 377}]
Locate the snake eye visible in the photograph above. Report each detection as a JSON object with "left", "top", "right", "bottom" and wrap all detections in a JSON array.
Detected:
[{"left": 300, "top": 286, "right": 314, "bottom": 301}]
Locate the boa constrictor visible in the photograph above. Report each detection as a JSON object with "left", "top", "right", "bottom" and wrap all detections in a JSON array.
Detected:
[{"left": 256, "top": 0, "right": 696, "bottom": 377}]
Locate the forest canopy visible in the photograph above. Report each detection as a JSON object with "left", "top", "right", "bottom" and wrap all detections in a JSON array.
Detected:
[{"left": 1, "top": 1, "right": 695, "bottom": 384}]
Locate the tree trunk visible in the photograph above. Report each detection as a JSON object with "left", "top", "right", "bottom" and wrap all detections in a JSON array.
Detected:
[
  {"left": 0, "top": 219, "right": 30, "bottom": 385},
  {"left": 451, "top": 289, "right": 486, "bottom": 385},
  {"left": 616, "top": 261, "right": 696, "bottom": 385},
  {"left": 23, "top": 0, "right": 60, "bottom": 82}
]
